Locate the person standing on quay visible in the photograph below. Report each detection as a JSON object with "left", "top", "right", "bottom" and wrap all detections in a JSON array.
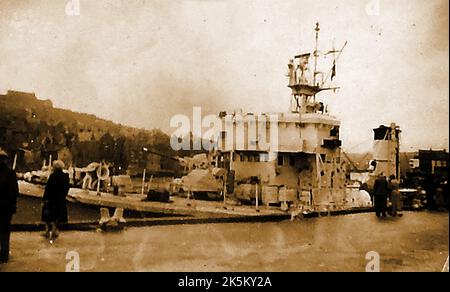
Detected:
[
  {"left": 389, "top": 175, "right": 403, "bottom": 217},
  {"left": 373, "top": 173, "right": 389, "bottom": 217},
  {"left": 41, "top": 160, "right": 70, "bottom": 240},
  {"left": 0, "top": 150, "right": 18, "bottom": 263}
]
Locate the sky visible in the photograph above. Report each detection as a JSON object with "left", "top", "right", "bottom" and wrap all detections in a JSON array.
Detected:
[{"left": 0, "top": 0, "right": 448, "bottom": 153}]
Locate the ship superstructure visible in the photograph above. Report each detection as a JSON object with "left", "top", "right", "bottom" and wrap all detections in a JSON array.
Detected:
[{"left": 215, "top": 23, "right": 349, "bottom": 212}]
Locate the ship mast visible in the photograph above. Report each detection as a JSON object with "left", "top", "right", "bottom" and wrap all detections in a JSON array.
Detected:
[
  {"left": 287, "top": 22, "right": 325, "bottom": 114},
  {"left": 287, "top": 23, "right": 345, "bottom": 114},
  {"left": 313, "top": 22, "right": 320, "bottom": 88}
]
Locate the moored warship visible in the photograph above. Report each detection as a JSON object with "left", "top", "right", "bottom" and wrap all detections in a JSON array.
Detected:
[
  {"left": 17, "top": 23, "right": 380, "bottom": 220},
  {"left": 213, "top": 23, "right": 350, "bottom": 213}
]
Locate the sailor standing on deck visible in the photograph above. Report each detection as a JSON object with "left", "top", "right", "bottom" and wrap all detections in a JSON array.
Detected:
[
  {"left": 0, "top": 149, "right": 18, "bottom": 263},
  {"left": 373, "top": 173, "right": 389, "bottom": 217}
]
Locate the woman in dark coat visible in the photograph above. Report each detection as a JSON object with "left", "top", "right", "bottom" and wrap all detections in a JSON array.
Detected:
[
  {"left": 42, "top": 160, "right": 70, "bottom": 239},
  {"left": 373, "top": 173, "right": 389, "bottom": 217}
]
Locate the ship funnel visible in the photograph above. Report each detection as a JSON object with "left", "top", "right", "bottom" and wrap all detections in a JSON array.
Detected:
[{"left": 372, "top": 123, "right": 401, "bottom": 179}]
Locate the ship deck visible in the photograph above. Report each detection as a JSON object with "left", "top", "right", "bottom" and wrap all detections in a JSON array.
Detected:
[
  {"left": 18, "top": 181, "right": 292, "bottom": 218},
  {"left": 17, "top": 181, "right": 372, "bottom": 227}
]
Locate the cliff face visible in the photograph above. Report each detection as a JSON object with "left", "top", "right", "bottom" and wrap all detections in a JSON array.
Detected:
[{"left": 0, "top": 90, "right": 179, "bottom": 175}]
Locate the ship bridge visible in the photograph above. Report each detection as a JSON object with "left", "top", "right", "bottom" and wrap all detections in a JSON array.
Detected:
[{"left": 213, "top": 23, "right": 347, "bottom": 212}]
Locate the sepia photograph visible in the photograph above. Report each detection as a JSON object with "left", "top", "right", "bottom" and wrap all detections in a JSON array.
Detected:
[{"left": 0, "top": 0, "right": 448, "bottom": 276}]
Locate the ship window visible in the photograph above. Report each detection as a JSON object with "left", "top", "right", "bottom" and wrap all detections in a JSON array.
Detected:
[
  {"left": 260, "top": 153, "right": 269, "bottom": 162},
  {"left": 277, "top": 154, "right": 284, "bottom": 166},
  {"left": 330, "top": 126, "right": 339, "bottom": 137},
  {"left": 289, "top": 155, "right": 295, "bottom": 166},
  {"left": 434, "top": 160, "right": 447, "bottom": 167}
]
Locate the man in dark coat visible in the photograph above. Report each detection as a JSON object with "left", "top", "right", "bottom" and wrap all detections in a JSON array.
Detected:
[
  {"left": 42, "top": 160, "right": 70, "bottom": 239},
  {"left": 373, "top": 173, "right": 389, "bottom": 217},
  {"left": 0, "top": 150, "right": 18, "bottom": 263}
]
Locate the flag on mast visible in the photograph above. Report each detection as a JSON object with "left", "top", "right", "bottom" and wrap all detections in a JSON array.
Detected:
[{"left": 331, "top": 60, "right": 336, "bottom": 80}]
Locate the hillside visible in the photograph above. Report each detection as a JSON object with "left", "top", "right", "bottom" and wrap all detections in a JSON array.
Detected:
[{"left": 0, "top": 90, "right": 183, "bottom": 175}]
